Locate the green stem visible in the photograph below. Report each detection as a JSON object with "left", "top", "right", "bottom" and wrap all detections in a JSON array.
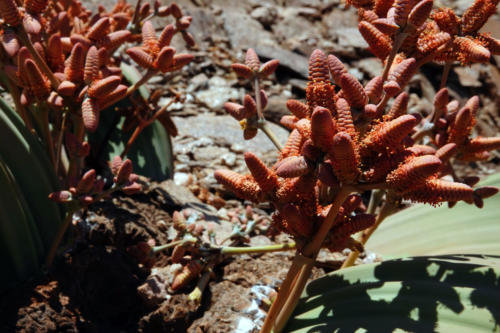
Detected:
[
  {"left": 188, "top": 261, "right": 215, "bottom": 302},
  {"left": 152, "top": 238, "right": 197, "bottom": 253},
  {"left": 259, "top": 120, "right": 283, "bottom": 151},
  {"left": 220, "top": 242, "right": 296, "bottom": 255}
]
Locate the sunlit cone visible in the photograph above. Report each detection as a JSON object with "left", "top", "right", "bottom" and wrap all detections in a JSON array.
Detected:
[
  {"left": 171, "top": 245, "right": 185, "bottom": 263},
  {"left": 245, "top": 48, "right": 260, "bottom": 71},
  {"left": 386, "top": 155, "right": 441, "bottom": 192},
  {"left": 408, "top": 0, "right": 434, "bottom": 28},
  {"left": 70, "top": 34, "right": 91, "bottom": 50},
  {"left": 116, "top": 159, "right": 133, "bottom": 184},
  {"left": 181, "top": 31, "right": 196, "bottom": 47},
  {"left": 172, "top": 53, "right": 194, "bottom": 70},
  {"left": 88, "top": 75, "right": 121, "bottom": 99},
  {"left": 100, "top": 30, "right": 132, "bottom": 50},
  {"left": 479, "top": 33, "right": 500, "bottom": 55},
  {"left": 65, "top": 43, "right": 85, "bottom": 83},
  {"left": 170, "top": 2, "right": 183, "bottom": 19},
  {"left": 327, "top": 54, "right": 347, "bottom": 85},
  {"left": 259, "top": 59, "right": 280, "bottom": 78},
  {"left": 286, "top": 99, "right": 308, "bottom": 119},
  {"left": 406, "top": 144, "right": 436, "bottom": 156},
  {"left": 243, "top": 94, "right": 257, "bottom": 118},
  {"left": 84, "top": 46, "right": 100, "bottom": 84},
  {"left": 244, "top": 152, "right": 279, "bottom": 192},
  {"left": 279, "top": 115, "right": 298, "bottom": 130},
  {"left": 341, "top": 194, "right": 363, "bottom": 216},
  {"left": 171, "top": 261, "right": 201, "bottom": 291},
  {"left": 385, "top": 92, "right": 408, "bottom": 121},
  {"left": 97, "top": 84, "right": 127, "bottom": 107},
  {"left": 157, "top": 46, "right": 176, "bottom": 72},
  {"left": 388, "top": 57, "right": 417, "bottom": 89},
  {"left": 362, "top": 115, "right": 417, "bottom": 153},
  {"left": 433, "top": 88, "right": 449, "bottom": 111},
  {"left": 393, "top": 0, "right": 412, "bottom": 26},
  {"left": 417, "top": 31, "right": 451, "bottom": 55},
  {"left": 383, "top": 80, "right": 401, "bottom": 97},
  {"left": 276, "top": 156, "right": 311, "bottom": 178},
  {"left": 464, "top": 137, "right": 500, "bottom": 153},
  {"left": 87, "top": 17, "right": 110, "bottom": 41},
  {"left": 358, "top": 8, "right": 379, "bottom": 23},
  {"left": 335, "top": 98, "right": 358, "bottom": 141},
  {"left": 215, "top": 170, "right": 261, "bottom": 202},
  {"left": 23, "top": 12, "right": 42, "bottom": 35},
  {"left": 330, "top": 132, "right": 360, "bottom": 183},
  {"left": 46, "top": 34, "right": 65, "bottom": 70},
  {"left": 231, "top": 63, "right": 254, "bottom": 79},
  {"left": 58, "top": 80, "right": 77, "bottom": 96},
  {"left": 301, "top": 139, "right": 323, "bottom": 162},
  {"left": 308, "top": 49, "right": 330, "bottom": 84},
  {"left": 317, "top": 161, "right": 340, "bottom": 188},
  {"left": 340, "top": 73, "right": 368, "bottom": 109},
  {"left": 127, "top": 47, "right": 154, "bottom": 69},
  {"left": 280, "top": 203, "right": 313, "bottom": 237},
  {"left": 447, "top": 107, "right": 472, "bottom": 145},
  {"left": 142, "top": 20, "right": 159, "bottom": 55},
  {"left": 364, "top": 76, "right": 383, "bottom": 104},
  {"left": 224, "top": 102, "right": 246, "bottom": 121},
  {"left": 0, "top": 0, "right": 21, "bottom": 26},
  {"left": 432, "top": 7, "right": 459, "bottom": 35},
  {"left": 176, "top": 16, "right": 192, "bottom": 30},
  {"left": 372, "top": 18, "right": 400, "bottom": 35},
  {"left": 404, "top": 178, "right": 474, "bottom": 204},
  {"left": 461, "top": 0, "right": 499, "bottom": 35},
  {"left": 311, "top": 106, "right": 336, "bottom": 150},
  {"left": 82, "top": 97, "right": 100, "bottom": 132},
  {"left": 76, "top": 169, "right": 96, "bottom": 194},
  {"left": 358, "top": 21, "right": 392, "bottom": 60},
  {"left": 374, "top": 0, "right": 395, "bottom": 17},
  {"left": 435, "top": 142, "right": 457, "bottom": 163},
  {"left": 25, "top": 59, "right": 50, "bottom": 99},
  {"left": 281, "top": 129, "right": 303, "bottom": 159},
  {"left": 1, "top": 28, "right": 19, "bottom": 57}
]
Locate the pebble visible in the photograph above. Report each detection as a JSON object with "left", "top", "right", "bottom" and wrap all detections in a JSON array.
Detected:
[{"left": 174, "top": 172, "right": 191, "bottom": 186}]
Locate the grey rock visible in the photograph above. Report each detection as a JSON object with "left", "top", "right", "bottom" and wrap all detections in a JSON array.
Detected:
[
  {"left": 251, "top": 6, "right": 278, "bottom": 28},
  {"left": 254, "top": 45, "right": 309, "bottom": 78},
  {"left": 195, "top": 76, "right": 241, "bottom": 110},
  {"left": 193, "top": 146, "right": 230, "bottom": 161},
  {"left": 222, "top": 11, "right": 276, "bottom": 50},
  {"left": 355, "top": 58, "right": 384, "bottom": 79}
]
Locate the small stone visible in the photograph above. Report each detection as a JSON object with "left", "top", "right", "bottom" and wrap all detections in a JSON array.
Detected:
[
  {"left": 221, "top": 152, "right": 237, "bottom": 166},
  {"left": 250, "top": 6, "right": 278, "bottom": 28},
  {"left": 230, "top": 143, "right": 245, "bottom": 153},
  {"left": 174, "top": 172, "right": 191, "bottom": 186}
]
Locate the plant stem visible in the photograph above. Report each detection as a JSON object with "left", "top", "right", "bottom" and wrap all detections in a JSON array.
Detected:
[
  {"left": 55, "top": 112, "right": 68, "bottom": 176},
  {"left": 46, "top": 207, "right": 77, "bottom": 267},
  {"left": 381, "top": 31, "right": 409, "bottom": 83},
  {"left": 440, "top": 62, "right": 452, "bottom": 89},
  {"left": 259, "top": 120, "right": 283, "bottom": 151},
  {"left": 152, "top": 238, "right": 197, "bottom": 253},
  {"left": 188, "top": 261, "right": 215, "bottom": 302},
  {"left": 220, "top": 242, "right": 296, "bottom": 255},
  {"left": 253, "top": 77, "right": 283, "bottom": 151}
]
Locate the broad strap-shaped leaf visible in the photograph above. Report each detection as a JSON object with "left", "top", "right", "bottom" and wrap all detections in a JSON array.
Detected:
[{"left": 287, "top": 254, "right": 500, "bottom": 333}]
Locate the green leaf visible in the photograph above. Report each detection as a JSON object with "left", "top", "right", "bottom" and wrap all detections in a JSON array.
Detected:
[
  {"left": 287, "top": 254, "right": 500, "bottom": 333},
  {"left": 88, "top": 63, "right": 174, "bottom": 180},
  {"left": 366, "top": 173, "right": 500, "bottom": 257}
]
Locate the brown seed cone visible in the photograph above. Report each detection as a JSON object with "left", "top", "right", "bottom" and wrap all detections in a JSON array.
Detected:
[
  {"left": 330, "top": 132, "right": 360, "bottom": 183},
  {"left": 432, "top": 8, "right": 459, "bottom": 35},
  {"left": 461, "top": 0, "right": 499, "bottom": 35},
  {"left": 294, "top": 118, "right": 312, "bottom": 139},
  {"left": 372, "top": 18, "right": 400, "bottom": 35},
  {"left": 279, "top": 203, "right": 313, "bottom": 237},
  {"left": 358, "top": 8, "right": 379, "bottom": 23},
  {"left": 116, "top": 159, "right": 133, "bottom": 184},
  {"left": 455, "top": 37, "right": 491, "bottom": 64},
  {"left": 25, "top": 0, "right": 48, "bottom": 14},
  {"left": 406, "top": 144, "right": 436, "bottom": 156},
  {"left": 464, "top": 137, "right": 500, "bottom": 153},
  {"left": 435, "top": 143, "right": 457, "bottom": 163},
  {"left": 142, "top": 20, "right": 159, "bottom": 55},
  {"left": 306, "top": 81, "right": 337, "bottom": 114},
  {"left": 87, "top": 17, "right": 110, "bottom": 41},
  {"left": 480, "top": 33, "right": 500, "bottom": 55},
  {"left": 311, "top": 106, "right": 336, "bottom": 151},
  {"left": 0, "top": 0, "right": 21, "bottom": 26},
  {"left": 385, "top": 92, "right": 409, "bottom": 121},
  {"left": 96, "top": 84, "right": 127, "bottom": 107},
  {"left": 330, "top": 213, "right": 376, "bottom": 242},
  {"left": 388, "top": 58, "right": 417, "bottom": 89},
  {"left": 403, "top": 178, "right": 474, "bottom": 205},
  {"left": 171, "top": 245, "right": 185, "bottom": 263},
  {"left": 224, "top": 102, "right": 246, "bottom": 121},
  {"left": 447, "top": 107, "right": 472, "bottom": 146},
  {"left": 358, "top": 21, "right": 392, "bottom": 60},
  {"left": 475, "top": 186, "right": 499, "bottom": 199},
  {"left": 433, "top": 88, "right": 449, "bottom": 111},
  {"left": 76, "top": 169, "right": 96, "bottom": 194},
  {"left": 364, "top": 76, "right": 384, "bottom": 104},
  {"left": 280, "top": 115, "right": 298, "bottom": 129},
  {"left": 99, "top": 30, "right": 132, "bottom": 50},
  {"left": 110, "top": 156, "right": 123, "bottom": 175},
  {"left": 363, "top": 150, "right": 412, "bottom": 182},
  {"left": 158, "top": 24, "right": 176, "bottom": 48},
  {"left": 308, "top": 49, "right": 330, "bottom": 84},
  {"left": 215, "top": 170, "right": 261, "bottom": 202},
  {"left": 374, "top": 0, "right": 395, "bottom": 17},
  {"left": 280, "top": 129, "right": 304, "bottom": 159},
  {"left": 171, "top": 261, "right": 201, "bottom": 291},
  {"left": 342, "top": 194, "right": 363, "bottom": 216},
  {"left": 386, "top": 155, "right": 442, "bottom": 193},
  {"left": 417, "top": 31, "right": 451, "bottom": 56},
  {"left": 157, "top": 46, "right": 176, "bottom": 72},
  {"left": 340, "top": 73, "right": 368, "bottom": 109},
  {"left": 65, "top": 43, "right": 85, "bottom": 83},
  {"left": 88, "top": 75, "right": 121, "bottom": 99},
  {"left": 327, "top": 54, "right": 347, "bottom": 86},
  {"left": 70, "top": 34, "right": 91, "bottom": 50},
  {"left": 362, "top": 115, "right": 417, "bottom": 154},
  {"left": 393, "top": 0, "right": 412, "bottom": 27},
  {"left": 58, "top": 80, "right": 77, "bottom": 96},
  {"left": 301, "top": 139, "right": 323, "bottom": 162},
  {"left": 171, "top": 53, "right": 194, "bottom": 70},
  {"left": 383, "top": 81, "right": 402, "bottom": 98},
  {"left": 259, "top": 59, "right": 280, "bottom": 78},
  {"left": 243, "top": 127, "right": 258, "bottom": 140},
  {"left": 244, "top": 152, "right": 279, "bottom": 192},
  {"left": 82, "top": 98, "right": 100, "bottom": 132},
  {"left": 25, "top": 59, "right": 50, "bottom": 99},
  {"left": 127, "top": 47, "right": 155, "bottom": 69},
  {"left": 335, "top": 98, "right": 358, "bottom": 142},
  {"left": 84, "top": 46, "right": 100, "bottom": 84},
  {"left": 243, "top": 94, "right": 257, "bottom": 118},
  {"left": 170, "top": 2, "right": 183, "bottom": 19},
  {"left": 231, "top": 63, "right": 254, "bottom": 79},
  {"left": 245, "top": 48, "right": 260, "bottom": 71},
  {"left": 286, "top": 99, "right": 308, "bottom": 119},
  {"left": 318, "top": 160, "right": 340, "bottom": 188},
  {"left": 408, "top": 0, "right": 434, "bottom": 28},
  {"left": 276, "top": 156, "right": 312, "bottom": 178}
]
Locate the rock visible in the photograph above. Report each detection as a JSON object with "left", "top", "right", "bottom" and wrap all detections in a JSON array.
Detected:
[
  {"left": 355, "top": 58, "right": 384, "bottom": 79},
  {"left": 221, "top": 152, "right": 237, "bottom": 166},
  {"left": 454, "top": 65, "right": 482, "bottom": 87},
  {"left": 174, "top": 172, "right": 192, "bottom": 186},
  {"left": 251, "top": 6, "right": 278, "bottom": 28},
  {"left": 222, "top": 11, "right": 276, "bottom": 50},
  {"left": 173, "top": 115, "right": 289, "bottom": 155},
  {"left": 254, "top": 45, "right": 309, "bottom": 78},
  {"left": 263, "top": 95, "right": 289, "bottom": 124},
  {"left": 158, "top": 180, "right": 218, "bottom": 218},
  {"left": 195, "top": 76, "right": 241, "bottom": 110},
  {"left": 193, "top": 146, "right": 230, "bottom": 161}
]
